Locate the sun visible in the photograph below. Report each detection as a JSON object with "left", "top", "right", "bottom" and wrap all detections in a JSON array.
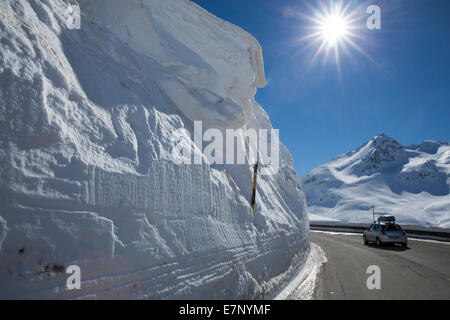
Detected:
[
  {"left": 289, "top": 0, "right": 376, "bottom": 75},
  {"left": 320, "top": 14, "right": 349, "bottom": 47}
]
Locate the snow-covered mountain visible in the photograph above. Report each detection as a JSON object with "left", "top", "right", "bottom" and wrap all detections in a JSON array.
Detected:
[
  {"left": 302, "top": 134, "right": 450, "bottom": 228},
  {"left": 0, "top": 0, "right": 309, "bottom": 299}
]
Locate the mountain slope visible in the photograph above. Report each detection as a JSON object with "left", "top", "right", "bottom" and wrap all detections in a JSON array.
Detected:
[
  {"left": 302, "top": 134, "right": 450, "bottom": 228},
  {"left": 0, "top": 0, "right": 309, "bottom": 299}
]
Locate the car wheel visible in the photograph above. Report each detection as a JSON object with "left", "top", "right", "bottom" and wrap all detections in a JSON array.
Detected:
[
  {"left": 376, "top": 237, "right": 382, "bottom": 247},
  {"left": 363, "top": 236, "right": 368, "bottom": 246}
]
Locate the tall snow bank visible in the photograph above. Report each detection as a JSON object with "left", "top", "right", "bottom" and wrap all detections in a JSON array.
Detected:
[{"left": 0, "top": 0, "right": 309, "bottom": 299}]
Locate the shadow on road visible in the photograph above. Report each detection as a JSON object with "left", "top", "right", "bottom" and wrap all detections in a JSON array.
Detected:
[{"left": 366, "top": 243, "right": 411, "bottom": 252}]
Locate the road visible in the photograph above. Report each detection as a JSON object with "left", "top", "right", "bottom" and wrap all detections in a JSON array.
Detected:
[{"left": 311, "top": 231, "right": 450, "bottom": 299}]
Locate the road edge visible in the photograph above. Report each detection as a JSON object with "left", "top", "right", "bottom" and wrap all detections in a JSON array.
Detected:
[{"left": 274, "top": 243, "right": 327, "bottom": 300}]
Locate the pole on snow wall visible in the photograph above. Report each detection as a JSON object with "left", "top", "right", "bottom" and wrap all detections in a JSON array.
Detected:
[{"left": 250, "top": 161, "right": 258, "bottom": 214}]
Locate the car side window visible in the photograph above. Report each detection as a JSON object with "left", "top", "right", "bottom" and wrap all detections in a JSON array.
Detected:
[{"left": 369, "top": 224, "right": 375, "bottom": 231}]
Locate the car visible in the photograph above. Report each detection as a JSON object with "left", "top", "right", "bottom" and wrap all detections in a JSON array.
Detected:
[{"left": 363, "top": 216, "right": 408, "bottom": 247}]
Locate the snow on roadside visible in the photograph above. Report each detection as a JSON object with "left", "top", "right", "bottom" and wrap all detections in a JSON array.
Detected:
[{"left": 274, "top": 243, "right": 326, "bottom": 300}]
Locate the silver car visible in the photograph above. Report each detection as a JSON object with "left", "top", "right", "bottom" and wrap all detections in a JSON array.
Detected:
[{"left": 363, "top": 223, "right": 408, "bottom": 247}]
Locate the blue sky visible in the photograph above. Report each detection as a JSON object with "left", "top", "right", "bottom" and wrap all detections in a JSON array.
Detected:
[{"left": 191, "top": 0, "right": 450, "bottom": 176}]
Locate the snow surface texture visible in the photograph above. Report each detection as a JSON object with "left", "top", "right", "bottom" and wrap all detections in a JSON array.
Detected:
[
  {"left": 0, "top": 0, "right": 309, "bottom": 299},
  {"left": 303, "top": 134, "right": 450, "bottom": 228}
]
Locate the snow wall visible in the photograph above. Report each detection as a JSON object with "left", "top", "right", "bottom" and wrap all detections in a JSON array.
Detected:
[{"left": 0, "top": 0, "right": 310, "bottom": 299}]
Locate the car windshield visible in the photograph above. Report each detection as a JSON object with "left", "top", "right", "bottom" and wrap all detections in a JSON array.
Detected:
[{"left": 381, "top": 224, "right": 402, "bottom": 231}]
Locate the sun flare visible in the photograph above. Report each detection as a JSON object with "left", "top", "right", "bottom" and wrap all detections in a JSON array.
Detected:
[
  {"left": 320, "top": 15, "right": 349, "bottom": 47},
  {"left": 290, "top": 0, "right": 376, "bottom": 75}
]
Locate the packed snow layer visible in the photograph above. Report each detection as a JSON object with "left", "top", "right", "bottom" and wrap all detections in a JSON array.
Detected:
[
  {"left": 0, "top": 0, "right": 309, "bottom": 298},
  {"left": 302, "top": 134, "right": 450, "bottom": 228}
]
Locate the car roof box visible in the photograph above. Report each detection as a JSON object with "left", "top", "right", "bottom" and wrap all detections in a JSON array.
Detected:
[{"left": 377, "top": 215, "right": 396, "bottom": 223}]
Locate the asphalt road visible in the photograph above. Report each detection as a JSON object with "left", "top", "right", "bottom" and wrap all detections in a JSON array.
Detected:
[{"left": 311, "top": 231, "right": 450, "bottom": 299}]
